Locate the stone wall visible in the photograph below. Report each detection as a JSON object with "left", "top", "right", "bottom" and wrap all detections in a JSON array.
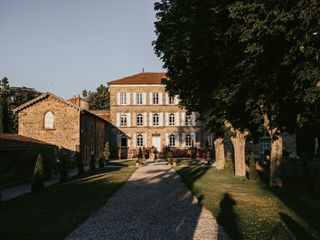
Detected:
[{"left": 18, "top": 95, "right": 80, "bottom": 151}]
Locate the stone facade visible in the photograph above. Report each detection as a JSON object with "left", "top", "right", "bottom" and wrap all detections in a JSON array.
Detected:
[
  {"left": 14, "top": 93, "right": 110, "bottom": 164},
  {"left": 108, "top": 72, "right": 203, "bottom": 157}
]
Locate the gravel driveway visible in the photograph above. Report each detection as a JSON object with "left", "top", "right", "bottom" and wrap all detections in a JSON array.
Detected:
[{"left": 66, "top": 161, "right": 228, "bottom": 240}]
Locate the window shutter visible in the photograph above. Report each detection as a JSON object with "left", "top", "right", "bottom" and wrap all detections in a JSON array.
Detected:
[
  {"left": 127, "top": 134, "right": 131, "bottom": 148},
  {"left": 143, "top": 112, "right": 147, "bottom": 126},
  {"left": 142, "top": 93, "right": 147, "bottom": 105},
  {"left": 174, "top": 96, "right": 179, "bottom": 105},
  {"left": 126, "top": 93, "right": 130, "bottom": 105},
  {"left": 181, "top": 112, "right": 185, "bottom": 126},
  {"left": 175, "top": 133, "right": 180, "bottom": 147},
  {"left": 117, "top": 92, "right": 120, "bottom": 105},
  {"left": 175, "top": 112, "right": 180, "bottom": 126},
  {"left": 127, "top": 113, "right": 131, "bottom": 127},
  {"left": 165, "top": 112, "right": 169, "bottom": 126},
  {"left": 166, "top": 94, "right": 169, "bottom": 105},
  {"left": 133, "top": 92, "right": 136, "bottom": 105},
  {"left": 149, "top": 112, "right": 153, "bottom": 126},
  {"left": 192, "top": 112, "right": 197, "bottom": 126},
  {"left": 116, "top": 113, "right": 120, "bottom": 127},
  {"left": 182, "top": 133, "right": 186, "bottom": 147},
  {"left": 192, "top": 133, "right": 196, "bottom": 144},
  {"left": 149, "top": 92, "right": 153, "bottom": 105},
  {"left": 159, "top": 112, "right": 164, "bottom": 126},
  {"left": 165, "top": 133, "right": 169, "bottom": 146},
  {"left": 132, "top": 133, "right": 136, "bottom": 148},
  {"left": 133, "top": 112, "right": 136, "bottom": 126},
  {"left": 159, "top": 92, "right": 163, "bottom": 105},
  {"left": 143, "top": 133, "right": 147, "bottom": 146}
]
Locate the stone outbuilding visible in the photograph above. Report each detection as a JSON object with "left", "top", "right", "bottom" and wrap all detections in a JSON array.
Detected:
[{"left": 13, "top": 92, "right": 112, "bottom": 164}]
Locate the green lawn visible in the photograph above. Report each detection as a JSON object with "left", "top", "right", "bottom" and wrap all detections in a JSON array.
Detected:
[
  {"left": 0, "top": 160, "right": 136, "bottom": 240},
  {"left": 176, "top": 160, "right": 320, "bottom": 240}
]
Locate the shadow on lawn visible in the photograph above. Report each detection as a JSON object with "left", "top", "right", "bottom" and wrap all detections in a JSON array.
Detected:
[
  {"left": 279, "top": 212, "right": 316, "bottom": 240},
  {"left": 217, "top": 193, "right": 242, "bottom": 240}
]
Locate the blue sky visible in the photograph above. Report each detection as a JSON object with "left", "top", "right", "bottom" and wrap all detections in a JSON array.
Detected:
[{"left": 0, "top": 0, "right": 164, "bottom": 98}]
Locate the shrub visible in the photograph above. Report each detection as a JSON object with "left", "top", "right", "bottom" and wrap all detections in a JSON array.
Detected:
[
  {"left": 90, "top": 154, "right": 96, "bottom": 171},
  {"left": 224, "top": 151, "right": 234, "bottom": 174},
  {"left": 103, "top": 142, "right": 110, "bottom": 164},
  {"left": 31, "top": 154, "right": 45, "bottom": 192},
  {"left": 172, "top": 148, "right": 190, "bottom": 158},
  {"left": 58, "top": 148, "right": 69, "bottom": 182},
  {"left": 118, "top": 147, "right": 122, "bottom": 160},
  {"left": 166, "top": 150, "right": 173, "bottom": 165},
  {"left": 249, "top": 152, "right": 258, "bottom": 181},
  {"left": 138, "top": 147, "right": 143, "bottom": 165}
]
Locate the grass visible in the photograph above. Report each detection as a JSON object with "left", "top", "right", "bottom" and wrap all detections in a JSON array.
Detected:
[
  {"left": 0, "top": 160, "right": 136, "bottom": 240},
  {"left": 176, "top": 160, "right": 320, "bottom": 240}
]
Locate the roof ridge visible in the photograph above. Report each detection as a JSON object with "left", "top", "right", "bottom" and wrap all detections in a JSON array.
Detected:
[{"left": 108, "top": 72, "right": 167, "bottom": 85}]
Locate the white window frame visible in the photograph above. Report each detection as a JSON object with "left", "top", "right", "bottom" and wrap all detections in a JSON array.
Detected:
[
  {"left": 152, "top": 92, "right": 159, "bottom": 105},
  {"left": 260, "top": 136, "right": 271, "bottom": 155},
  {"left": 120, "top": 92, "right": 127, "bottom": 105},
  {"left": 185, "top": 134, "right": 192, "bottom": 147},
  {"left": 153, "top": 113, "right": 159, "bottom": 126},
  {"left": 136, "top": 93, "right": 143, "bottom": 105},
  {"left": 44, "top": 111, "right": 54, "bottom": 129},
  {"left": 137, "top": 134, "right": 143, "bottom": 147},
  {"left": 169, "top": 96, "right": 175, "bottom": 104},
  {"left": 169, "top": 134, "right": 175, "bottom": 147},
  {"left": 120, "top": 114, "right": 127, "bottom": 127},
  {"left": 169, "top": 113, "right": 175, "bottom": 126},
  {"left": 136, "top": 113, "right": 143, "bottom": 126},
  {"left": 185, "top": 113, "right": 192, "bottom": 126}
]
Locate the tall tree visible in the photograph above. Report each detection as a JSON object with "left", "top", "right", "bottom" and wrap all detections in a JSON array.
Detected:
[
  {"left": 0, "top": 99, "right": 3, "bottom": 133},
  {"left": 83, "top": 84, "right": 110, "bottom": 110},
  {"left": 0, "top": 77, "right": 10, "bottom": 133}
]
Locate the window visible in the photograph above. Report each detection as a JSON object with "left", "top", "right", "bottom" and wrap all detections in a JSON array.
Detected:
[
  {"left": 185, "top": 134, "right": 192, "bottom": 147},
  {"left": 121, "top": 135, "right": 127, "bottom": 147},
  {"left": 137, "top": 134, "right": 143, "bottom": 147},
  {"left": 120, "top": 114, "right": 127, "bottom": 126},
  {"left": 152, "top": 92, "right": 159, "bottom": 104},
  {"left": 185, "top": 113, "right": 192, "bottom": 126},
  {"left": 120, "top": 92, "right": 127, "bottom": 105},
  {"left": 169, "top": 113, "right": 175, "bottom": 126},
  {"left": 44, "top": 111, "right": 54, "bottom": 129},
  {"left": 153, "top": 113, "right": 159, "bottom": 126},
  {"left": 136, "top": 93, "right": 143, "bottom": 105},
  {"left": 169, "top": 134, "right": 175, "bottom": 147},
  {"left": 169, "top": 96, "right": 175, "bottom": 104},
  {"left": 260, "top": 137, "right": 271, "bottom": 156},
  {"left": 136, "top": 113, "right": 143, "bottom": 126}
]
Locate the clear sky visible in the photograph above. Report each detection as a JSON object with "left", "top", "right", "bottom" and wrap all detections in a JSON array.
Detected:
[{"left": 0, "top": 0, "right": 164, "bottom": 99}]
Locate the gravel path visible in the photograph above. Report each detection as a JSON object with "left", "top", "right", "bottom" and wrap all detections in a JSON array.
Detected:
[{"left": 66, "top": 161, "right": 228, "bottom": 240}]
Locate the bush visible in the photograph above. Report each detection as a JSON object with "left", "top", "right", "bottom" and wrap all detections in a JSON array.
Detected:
[
  {"left": 118, "top": 147, "right": 122, "bottom": 160},
  {"left": 90, "top": 154, "right": 96, "bottom": 171},
  {"left": 31, "top": 154, "right": 45, "bottom": 192},
  {"left": 138, "top": 147, "right": 143, "bottom": 165},
  {"left": 224, "top": 151, "right": 234, "bottom": 174},
  {"left": 58, "top": 148, "right": 69, "bottom": 182},
  {"left": 249, "top": 152, "right": 258, "bottom": 181},
  {"left": 166, "top": 150, "right": 173, "bottom": 165},
  {"left": 103, "top": 142, "right": 110, "bottom": 164}
]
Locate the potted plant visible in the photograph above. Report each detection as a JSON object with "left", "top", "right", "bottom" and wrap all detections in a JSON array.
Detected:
[
  {"left": 153, "top": 147, "right": 158, "bottom": 162},
  {"left": 137, "top": 147, "right": 143, "bottom": 167},
  {"left": 166, "top": 150, "right": 173, "bottom": 165}
]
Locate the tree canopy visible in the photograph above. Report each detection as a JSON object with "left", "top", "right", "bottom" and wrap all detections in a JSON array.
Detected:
[{"left": 82, "top": 84, "right": 109, "bottom": 110}]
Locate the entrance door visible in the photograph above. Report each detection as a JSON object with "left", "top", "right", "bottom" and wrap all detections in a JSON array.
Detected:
[{"left": 152, "top": 135, "right": 161, "bottom": 152}]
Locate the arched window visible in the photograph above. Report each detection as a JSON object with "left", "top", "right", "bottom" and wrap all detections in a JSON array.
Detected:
[
  {"left": 137, "top": 134, "right": 143, "bottom": 147},
  {"left": 120, "top": 114, "right": 127, "bottom": 126},
  {"left": 136, "top": 113, "right": 143, "bottom": 126},
  {"left": 44, "top": 111, "right": 54, "bottom": 129},
  {"left": 169, "top": 113, "right": 175, "bottom": 126},
  {"left": 185, "top": 134, "right": 192, "bottom": 147},
  {"left": 153, "top": 113, "right": 159, "bottom": 126},
  {"left": 169, "top": 134, "right": 175, "bottom": 147}
]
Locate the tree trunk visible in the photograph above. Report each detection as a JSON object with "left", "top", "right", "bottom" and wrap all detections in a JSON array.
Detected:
[
  {"left": 269, "top": 133, "right": 283, "bottom": 187},
  {"left": 214, "top": 138, "right": 225, "bottom": 169},
  {"left": 231, "top": 131, "right": 247, "bottom": 177}
]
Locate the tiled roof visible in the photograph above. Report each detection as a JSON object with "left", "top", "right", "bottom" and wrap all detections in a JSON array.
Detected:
[
  {"left": 0, "top": 134, "right": 55, "bottom": 150},
  {"left": 108, "top": 72, "right": 167, "bottom": 85},
  {"left": 90, "top": 110, "right": 110, "bottom": 121}
]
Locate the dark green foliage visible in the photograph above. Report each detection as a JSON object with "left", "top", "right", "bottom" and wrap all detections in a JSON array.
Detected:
[
  {"left": 83, "top": 84, "right": 109, "bottom": 110},
  {"left": 224, "top": 151, "right": 234, "bottom": 174},
  {"left": 40, "top": 148, "right": 56, "bottom": 180},
  {"left": 31, "top": 154, "right": 45, "bottom": 192},
  {"left": 0, "top": 99, "right": 3, "bottom": 133},
  {"left": 137, "top": 147, "right": 143, "bottom": 165},
  {"left": 103, "top": 142, "right": 110, "bottom": 164},
  {"left": 249, "top": 152, "right": 258, "bottom": 181},
  {"left": 76, "top": 152, "right": 84, "bottom": 176},
  {"left": 90, "top": 154, "right": 96, "bottom": 171},
  {"left": 58, "top": 148, "right": 69, "bottom": 182}
]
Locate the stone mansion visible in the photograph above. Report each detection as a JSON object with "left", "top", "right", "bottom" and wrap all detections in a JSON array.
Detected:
[{"left": 108, "top": 72, "right": 202, "bottom": 152}]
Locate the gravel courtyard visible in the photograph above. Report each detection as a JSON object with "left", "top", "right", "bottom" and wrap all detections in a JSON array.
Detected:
[{"left": 66, "top": 161, "right": 228, "bottom": 240}]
